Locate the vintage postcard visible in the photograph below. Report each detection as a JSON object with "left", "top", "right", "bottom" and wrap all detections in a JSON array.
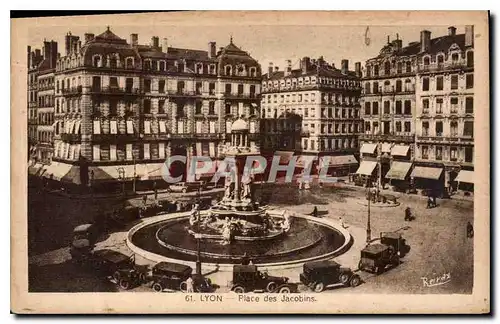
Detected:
[{"left": 11, "top": 11, "right": 490, "bottom": 314}]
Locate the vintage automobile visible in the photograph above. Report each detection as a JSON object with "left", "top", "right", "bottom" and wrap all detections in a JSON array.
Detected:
[
  {"left": 380, "top": 232, "right": 410, "bottom": 258},
  {"left": 71, "top": 247, "right": 147, "bottom": 290},
  {"left": 148, "top": 262, "right": 214, "bottom": 292},
  {"left": 170, "top": 181, "right": 206, "bottom": 193},
  {"left": 71, "top": 223, "right": 100, "bottom": 247},
  {"left": 358, "top": 243, "right": 400, "bottom": 274},
  {"left": 230, "top": 265, "right": 297, "bottom": 293},
  {"left": 299, "top": 260, "right": 361, "bottom": 292}
]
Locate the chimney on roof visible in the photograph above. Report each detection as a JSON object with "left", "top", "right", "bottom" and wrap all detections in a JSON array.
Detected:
[
  {"left": 208, "top": 41, "right": 216, "bottom": 58},
  {"left": 387, "top": 35, "right": 390, "bottom": 44},
  {"left": 465, "top": 25, "right": 474, "bottom": 47},
  {"left": 275, "top": 66, "right": 279, "bottom": 72},
  {"left": 65, "top": 33, "right": 71, "bottom": 55},
  {"left": 301, "top": 57, "right": 310, "bottom": 74},
  {"left": 268, "top": 62, "right": 273, "bottom": 77},
  {"left": 341, "top": 59, "right": 349, "bottom": 75},
  {"left": 420, "top": 30, "right": 431, "bottom": 53},
  {"left": 448, "top": 26, "right": 457, "bottom": 37},
  {"left": 84, "top": 33, "right": 94, "bottom": 43},
  {"left": 130, "top": 33, "right": 138, "bottom": 46},
  {"left": 27, "top": 45, "right": 31, "bottom": 66},
  {"left": 355, "top": 62, "right": 361, "bottom": 77},
  {"left": 162, "top": 38, "right": 169, "bottom": 53},
  {"left": 77, "top": 40, "right": 81, "bottom": 51},
  {"left": 151, "top": 36, "right": 159, "bottom": 48},
  {"left": 43, "top": 40, "right": 58, "bottom": 69},
  {"left": 35, "top": 49, "right": 41, "bottom": 59},
  {"left": 284, "top": 59, "right": 292, "bottom": 76}
]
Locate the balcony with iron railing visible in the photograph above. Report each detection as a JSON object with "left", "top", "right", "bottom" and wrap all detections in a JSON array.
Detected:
[
  {"left": 90, "top": 86, "right": 142, "bottom": 95},
  {"left": 359, "top": 132, "right": 415, "bottom": 142},
  {"left": 61, "top": 86, "right": 82, "bottom": 96},
  {"left": 418, "top": 61, "right": 473, "bottom": 73},
  {"left": 224, "top": 92, "right": 259, "bottom": 99}
]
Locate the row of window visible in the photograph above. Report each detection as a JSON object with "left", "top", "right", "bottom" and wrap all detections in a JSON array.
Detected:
[
  {"left": 421, "top": 51, "right": 473, "bottom": 68},
  {"left": 265, "top": 92, "right": 317, "bottom": 104},
  {"left": 262, "top": 76, "right": 360, "bottom": 90},
  {"left": 37, "top": 131, "right": 52, "bottom": 143},
  {"left": 421, "top": 73, "right": 473, "bottom": 91},
  {"left": 37, "top": 112, "right": 54, "bottom": 125},
  {"left": 303, "top": 138, "right": 358, "bottom": 151},
  {"left": 420, "top": 145, "right": 473, "bottom": 163},
  {"left": 421, "top": 120, "right": 473, "bottom": 137},
  {"left": 364, "top": 100, "right": 412, "bottom": 116},
  {"left": 364, "top": 121, "right": 412, "bottom": 134},
  {"left": 421, "top": 97, "right": 473, "bottom": 114},
  {"left": 364, "top": 79, "right": 414, "bottom": 94},
  {"left": 366, "top": 61, "right": 413, "bottom": 77}
]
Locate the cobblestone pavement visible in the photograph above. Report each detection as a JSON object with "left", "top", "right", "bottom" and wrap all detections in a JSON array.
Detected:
[{"left": 28, "top": 184, "right": 473, "bottom": 294}]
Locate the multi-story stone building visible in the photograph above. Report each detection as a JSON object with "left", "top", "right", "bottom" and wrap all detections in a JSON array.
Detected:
[
  {"left": 45, "top": 28, "right": 260, "bottom": 192},
  {"left": 261, "top": 57, "right": 362, "bottom": 177},
  {"left": 414, "top": 26, "right": 475, "bottom": 194},
  {"left": 359, "top": 35, "right": 418, "bottom": 191},
  {"left": 359, "top": 26, "right": 475, "bottom": 195},
  {"left": 27, "top": 41, "right": 58, "bottom": 164}
]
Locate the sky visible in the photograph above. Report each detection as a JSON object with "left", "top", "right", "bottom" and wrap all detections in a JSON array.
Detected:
[{"left": 27, "top": 23, "right": 468, "bottom": 72}]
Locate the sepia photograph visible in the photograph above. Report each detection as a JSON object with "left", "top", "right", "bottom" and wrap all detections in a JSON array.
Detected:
[{"left": 11, "top": 10, "right": 490, "bottom": 314}]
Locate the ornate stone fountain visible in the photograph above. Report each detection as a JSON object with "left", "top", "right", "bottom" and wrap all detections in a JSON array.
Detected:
[{"left": 187, "top": 116, "right": 288, "bottom": 244}]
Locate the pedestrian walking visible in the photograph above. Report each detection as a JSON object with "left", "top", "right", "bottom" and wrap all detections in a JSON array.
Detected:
[
  {"left": 426, "top": 196, "right": 433, "bottom": 209},
  {"left": 185, "top": 275, "right": 194, "bottom": 293},
  {"left": 404, "top": 207, "right": 412, "bottom": 221},
  {"left": 311, "top": 206, "right": 318, "bottom": 217},
  {"left": 466, "top": 221, "right": 474, "bottom": 238}
]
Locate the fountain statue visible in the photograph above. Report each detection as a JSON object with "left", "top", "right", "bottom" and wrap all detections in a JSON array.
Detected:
[{"left": 187, "top": 116, "right": 286, "bottom": 243}]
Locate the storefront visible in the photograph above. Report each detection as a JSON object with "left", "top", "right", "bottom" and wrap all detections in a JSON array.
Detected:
[
  {"left": 355, "top": 161, "right": 377, "bottom": 187},
  {"left": 454, "top": 169, "right": 474, "bottom": 194},
  {"left": 319, "top": 155, "right": 358, "bottom": 178},
  {"left": 410, "top": 166, "right": 444, "bottom": 195},
  {"left": 385, "top": 161, "right": 413, "bottom": 192}
]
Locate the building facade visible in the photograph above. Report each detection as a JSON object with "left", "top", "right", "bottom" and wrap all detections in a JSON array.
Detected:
[
  {"left": 27, "top": 41, "right": 58, "bottom": 164},
  {"left": 414, "top": 26, "right": 474, "bottom": 194},
  {"left": 261, "top": 57, "right": 362, "bottom": 176},
  {"left": 359, "top": 26, "right": 475, "bottom": 195},
  {"left": 35, "top": 27, "right": 261, "bottom": 192}
]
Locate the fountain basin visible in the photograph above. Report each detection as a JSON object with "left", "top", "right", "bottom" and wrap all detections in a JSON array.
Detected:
[{"left": 127, "top": 210, "right": 353, "bottom": 270}]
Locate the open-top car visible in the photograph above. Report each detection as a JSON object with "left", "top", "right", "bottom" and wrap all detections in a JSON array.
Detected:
[
  {"left": 358, "top": 243, "right": 400, "bottom": 274},
  {"left": 299, "top": 260, "right": 361, "bottom": 292},
  {"left": 230, "top": 265, "right": 297, "bottom": 293},
  {"left": 148, "top": 262, "right": 214, "bottom": 293},
  {"left": 170, "top": 181, "right": 206, "bottom": 193},
  {"left": 72, "top": 248, "right": 147, "bottom": 290}
]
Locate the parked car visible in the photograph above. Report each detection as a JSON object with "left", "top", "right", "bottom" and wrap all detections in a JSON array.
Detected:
[
  {"left": 71, "top": 248, "right": 147, "bottom": 290},
  {"left": 170, "top": 181, "right": 206, "bottom": 193},
  {"left": 358, "top": 243, "right": 400, "bottom": 274},
  {"left": 380, "top": 232, "right": 410, "bottom": 257},
  {"left": 148, "top": 262, "right": 214, "bottom": 292},
  {"left": 71, "top": 223, "right": 100, "bottom": 247},
  {"left": 299, "top": 260, "right": 361, "bottom": 292},
  {"left": 230, "top": 265, "right": 297, "bottom": 293}
]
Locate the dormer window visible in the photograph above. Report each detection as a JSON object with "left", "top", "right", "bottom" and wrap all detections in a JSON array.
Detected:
[
  {"left": 93, "top": 55, "right": 101, "bottom": 67},
  {"left": 225, "top": 65, "right": 232, "bottom": 76},
  {"left": 196, "top": 63, "right": 203, "bottom": 74},
  {"left": 209, "top": 64, "right": 216, "bottom": 75},
  {"left": 452, "top": 53, "right": 459, "bottom": 61},
  {"left": 159, "top": 61, "right": 166, "bottom": 71},
  {"left": 423, "top": 57, "right": 430, "bottom": 66},
  {"left": 144, "top": 60, "right": 151, "bottom": 70},
  {"left": 152, "top": 60, "right": 157, "bottom": 71},
  {"left": 126, "top": 57, "right": 134, "bottom": 69},
  {"left": 249, "top": 67, "right": 257, "bottom": 77},
  {"left": 437, "top": 55, "right": 444, "bottom": 65},
  {"left": 109, "top": 56, "right": 117, "bottom": 69}
]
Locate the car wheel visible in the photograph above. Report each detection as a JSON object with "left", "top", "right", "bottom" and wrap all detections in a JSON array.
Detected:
[
  {"left": 339, "top": 273, "right": 350, "bottom": 285},
  {"left": 152, "top": 282, "right": 163, "bottom": 292},
  {"left": 313, "top": 282, "right": 325, "bottom": 293},
  {"left": 119, "top": 279, "right": 131, "bottom": 290},
  {"left": 278, "top": 286, "right": 291, "bottom": 293},
  {"left": 266, "top": 282, "right": 277, "bottom": 292},
  {"left": 232, "top": 286, "right": 245, "bottom": 293},
  {"left": 179, "top": 281, "right": 188, "bottom": 292},
  {"left": 349, "top": 275, "right": 361, "bottom": 287},
  {"left": 112, "top": 271, "right": 121, "bottom": 282}
]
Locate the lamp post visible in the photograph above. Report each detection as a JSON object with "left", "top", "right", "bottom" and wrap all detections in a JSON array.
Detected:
[
  {"left": 118, "top": 167, "right": 125, "bottom": 199},
  {"left": 195, "top": 186, "right": 202, "bottom": 275}
]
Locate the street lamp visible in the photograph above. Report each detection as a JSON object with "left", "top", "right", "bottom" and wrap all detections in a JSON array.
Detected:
[
  {"left": 195, "top": 186, "right": 202, "bottom": 275},
  {"left": 117, "top": 167, "right": 125, "bottom": 198},
  {"left": 366, "top": 187, "right": 372, "bottom": 244}
]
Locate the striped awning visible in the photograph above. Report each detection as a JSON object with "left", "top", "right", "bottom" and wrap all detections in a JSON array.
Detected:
[
  {"left": 411, "top": 166, "right": 443, "bottom": 180},
  {"left": 360, "top": 143, "right": 377, "bottom": 154},
  {"left": 356, "top": 161, "right": 377, "bottom": 176},
  {"left": 385, "top": 162, "right": 413, "bottom": 180},
  {"left": 455, "top": 170, "right": 474, "bottom": 184}
]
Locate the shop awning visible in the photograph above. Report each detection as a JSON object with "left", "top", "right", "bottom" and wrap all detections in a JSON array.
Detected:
[
  {"left": 61, "top": 165, "right": 82, "bottom": 185},
  {"left": 381, "top": 143, "right": 392, "bottom": 153},
  {"left": 391, "top": 145, "right": 410, "bottom": 157},
  {"left": 319, "top": 155, "right": 358, "bottom": 168},
  {"left": 360, "top": 143, "right": 377, "bottom": 154},
  {"left": 385, "top": 162, "right": 413, "bottom": 180},
  {"left": 455, "top": 170, "right": 475, "bottom": 184},
  {"left": 42, "top": 162, "right": 73, "bottom": 181},
  {"left": 146, "top": 163, "right": 166, "bottom": 180},
  {"left": 411, "top": 166, "right": 443, "bottom": 180},
  {"left": 28, "top": 163, "right": 44, "bottom": 176},
  {"left": 96, "top": 165, "right": 138, "bottom": 181},
  {"left": 356, "top": 161, "right": 377, "bottom": 176}
]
